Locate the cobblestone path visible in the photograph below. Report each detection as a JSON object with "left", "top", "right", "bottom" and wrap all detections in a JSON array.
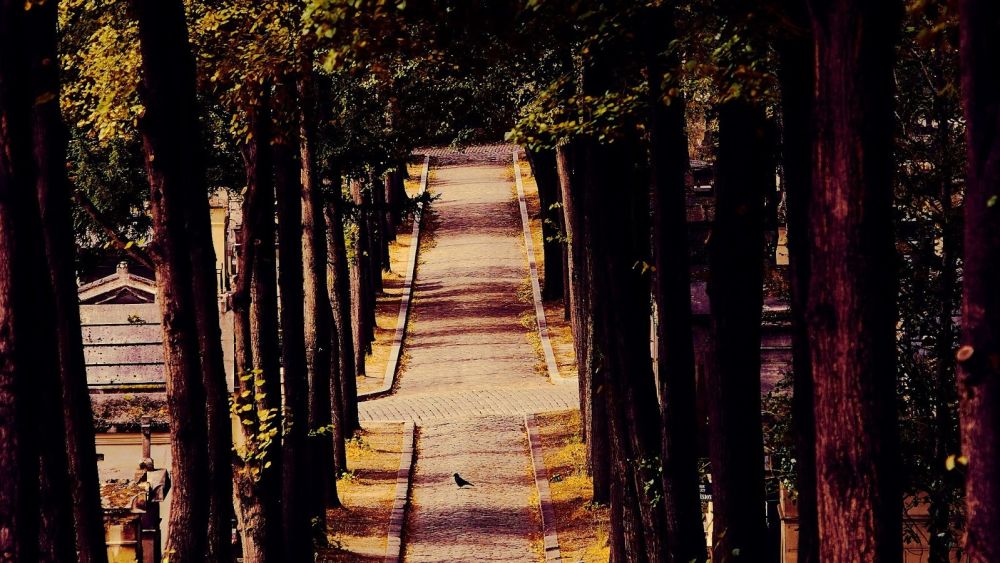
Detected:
[{"left": 359, "top": 154, "right": 578, "bottom": 562}]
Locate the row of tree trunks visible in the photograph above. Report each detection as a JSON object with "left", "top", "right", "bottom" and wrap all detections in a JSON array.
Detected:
[
  {"left": 804, "top": 2, "right": 902, "bottom": 561},
  {"left": 525, "top": 148, "right": 565, "bottom": 301},
  {"left": 327, "top": 191, "right": 361, "bottom": 435},
  {"left": 643, "top": 4, "right": 706, "bottom": 561},
  {"left": 581, "top": 135, "right": 668, "bottom": 563},
  {"left": 555, "top": 142, "right": 610, "bottom": 504},
  {"left": 299, "top": 70, "right": 344, "bottom": 516},
  {"left": 957, "top": 1, "right": 1000, "bottom": 561}
]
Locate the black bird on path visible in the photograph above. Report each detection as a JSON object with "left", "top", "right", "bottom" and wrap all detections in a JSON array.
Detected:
[{"left": 453, "top": 473, "right": 474, "bottom": 488}]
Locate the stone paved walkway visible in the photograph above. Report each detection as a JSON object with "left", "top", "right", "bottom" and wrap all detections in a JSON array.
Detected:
[{"left": 359, "top": 155, "right": 578, "bottom": 562}]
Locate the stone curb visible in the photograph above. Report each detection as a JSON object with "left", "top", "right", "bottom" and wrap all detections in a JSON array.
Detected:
[
  {"left": 384, "top": 421, "right": 416, "bottom": 563},
  {"left": 360, "top": 155, "right": 431, "bottom": 401},
  {"left": 525, "top": 413, "right": 563, "bottom": 562},
  {"left": 512, "top": 150, "right": 566, "bottom": 384}
]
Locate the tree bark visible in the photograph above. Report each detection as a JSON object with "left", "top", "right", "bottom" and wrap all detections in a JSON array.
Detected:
[
  {"left": 957, "top": 1, "right": 1000, "bottom": 560},
  {"left": 705, "top": 98, "right": 770, "bottom": 563},
  {"left": 806, "top": 2, "right": 902, "bottom": 561},
  {"left": 0, "top": 12, "right": 36, "bottom": 551},
  {"left": 526, "top": 148, "right": 564, "bottom": 301},
  {"left": 326, "top": 190, "right": 360, "bottom": 439},
  {"left": 299, "top": 71, "right": 343, "bottom": 512},
  {"left": 132, "top": 0, "right": 222, "bottom": 558},
  {"left": 231, "top": 93, "right": 280, "bottom": 563},
  {"left": 247, "top": 92, "right": 285, "bottom": 560},
  {"left": 0, "top": 7, "right": 78, "bottom": 558},
  {"left": 643, "top": 5, "right": 705, "bottom": 561},
  {"left": 775, "top": 5, "right": 819, "bottom": 561},
  {"left": 556, "top": 142, "right": 610, "bottom": 504},
  {"left": 582, "top": 136, "right": 667, "bottom": 562},
  {"left": 273, "top": 81, "right": 313, "bottom": 562},
  {"left": 26, "top": 1, "right": 109, "bottom": 560},
  {"left": 349, "top": 179, "right": 373, "bottom": 377}
]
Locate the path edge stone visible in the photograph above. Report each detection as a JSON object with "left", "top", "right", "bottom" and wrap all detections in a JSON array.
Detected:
[
  {"left": 512, "top": 150, "right": 567, "bottom": 384},
  {"left": 525, "top": 413, "right": 563, "bottom": 562},
  {"left": 384, "top": 421, "right": 416, "bottom": 563},
  {"left": 361, "top": 155, "right": 431, "bottom": 401}
]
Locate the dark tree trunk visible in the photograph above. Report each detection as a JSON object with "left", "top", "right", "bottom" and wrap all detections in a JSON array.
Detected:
[
  {"left": 0, "top": 9, "right": 77, "bottom": 556},
  {"left": 1, "top": 8, "right": 76, "bottom": 558},
  {"left": 386, "top": 163, "right": 407, "bottom": 229},
  {"left": 273, "top": 83, "right": 313, "bottom": 562},
  {"left": 775, "top": 6, "right": 819, "bottom": 561},
  {"left": 230, "top": 95, "right": 281, "bottom": 563},
  {"left": 231, "top": 93, "right": 280, "bottom": 563},
  {"left": 25, "top": 2, "right": 109, "bottom": 561},
  {"left": 181, "top": 77, "right": 233, "bottom": 563},
  {"left": 131, "top": 0, "right": 221, "bottom": 558},
  {"left": 526, "top": 148, "right": 564, "bottom": 301},
  {"left": 247, "top": 95, "right": 284, "bottom": 560},
  {"left": 643, "top": 6, "right": 705, "bottom": 561},
  {"left": 957, "top": 1, "right": 1000, "bottom": 560},
  {"left": 581, "top": 136, "right": 667, "bottom": 563},
  {"left": 556, "top": 142, "right": 610, "bottom": 504},
  {"left": 326, "top": 192, "right": 360, "bottom": 435},
  {"left": 0, "top": 21, "right": 36, "bottom": 552},
  {"left": 705, "top": 99, "right": 770, "bottom": 563},
  {"left": 349, "top": 179, "right": 373, "bottom": 375},
  {"left": 806, "top": 2, "right": 902, "bottom": 561},
  {"left": 373, "top": 173, "right": 391, "bottom": 270},
  {"left": 384, "top": 174, "right": 396, "bottom": 242},
  {"left": 299, "top": 71, "right": 342, "bottom": 513},
  {"left": 0, "top": 18, "right": 54, "bottom": 556}
]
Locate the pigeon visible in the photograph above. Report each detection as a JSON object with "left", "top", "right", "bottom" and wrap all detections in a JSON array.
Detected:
[{"left": 453, "top": 473, "right": 474, "bottom": 488}]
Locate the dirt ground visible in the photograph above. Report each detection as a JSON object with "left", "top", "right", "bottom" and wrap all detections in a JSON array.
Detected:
[
  {"left": 317, "top": 422, "right": 405, "bottom": 562},
  {"left": 534, "top": 409, "right": 611, "bottom": 562}
]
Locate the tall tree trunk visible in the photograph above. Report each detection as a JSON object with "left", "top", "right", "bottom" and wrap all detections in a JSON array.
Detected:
[
  {"left": 0, "top": 7, "right": 44, "bottom": 556},
  {"left": 349, "top": 179, "right": 372, "bottom": 375},
  {"left": 1, "top": 8, "right": 77, "bottom": 558},
  {"left": 775, "top": 6, "right": 819, "bottom": 561},
  {"left": 384, "top": 174, "right": 398, "bottom": 242},
  {"left": 273, "top": 83, "right": 313, "bottom": 562},
  {"left": 556, "top": 142, "right": 610, "bottom": 504},
  {"left": 299, "top": 71, "right": 343, "bottom": 512},
  {"left": 643, "top": 6, "right": 705, "bottom": 561},
  {"left": 248, "top": 96, "right": 284, "bottom": 559},
  {"left": 373, "top": 173, "right": 391, "bottom": 270},
  {"left": 526, "top": 148, "right": 564, "bottom": 301},
  {"left": 807, "top": 2, "right": 902, "bottom": 561},
  {"left": 25, "top": 2, "right": 109, "bottom": 560},
  {"left": 957, "top": 1, "right": 1000, "bottom": 560},
  {"left": 705, "top": 99, "right": 770, "bottom": 563},
  {"left": 326, "top": 190, "right": 361, "bottom": 438},
  {"left": 582, "top": 136, "right": 667, "bottom": 563},
  {"left": 232, "top": 94, "right": 280, "bottom": 563},
  {"left": 131, "top": 0, "right": 220, "bottom": 558},
  {"left": 385, "top": 163, "right": 407, "bottom": 229}
]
